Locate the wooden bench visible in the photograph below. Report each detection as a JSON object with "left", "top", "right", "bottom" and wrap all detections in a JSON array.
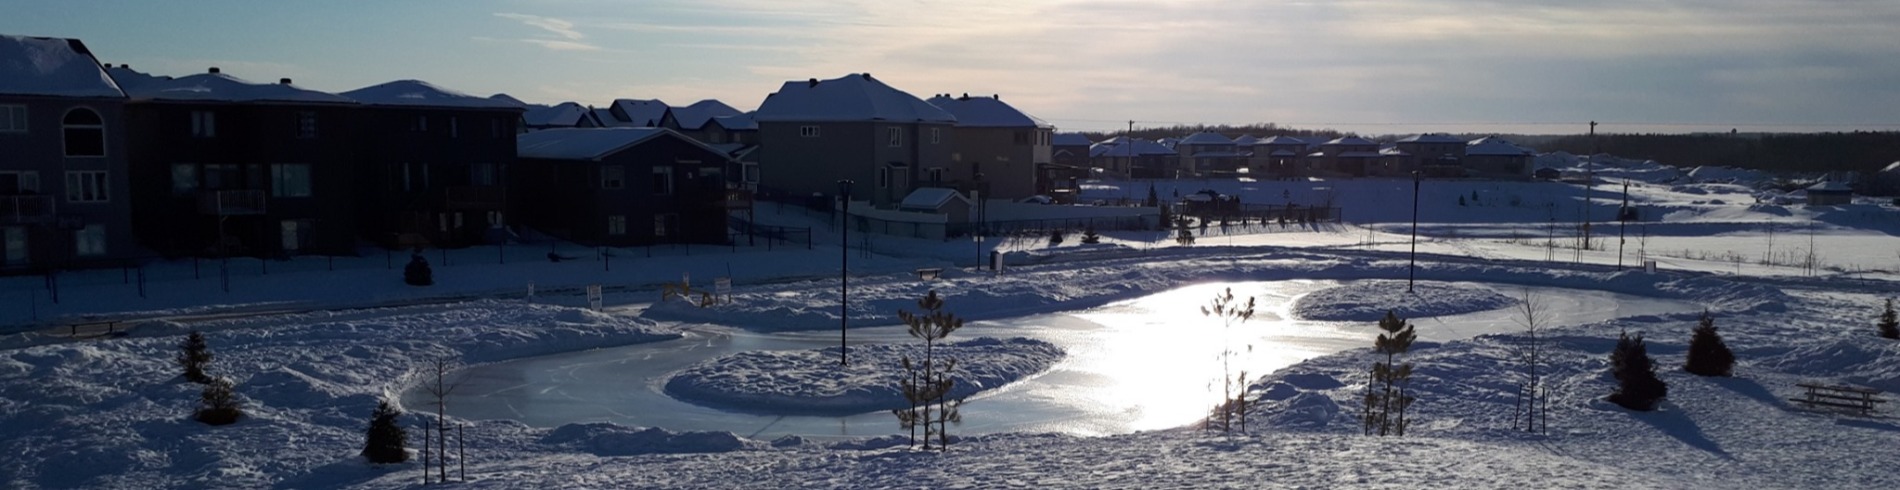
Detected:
[
  {"left": 67, "top": 320, "right": 121, "bottom": 337},
  {"left": 1790, "top": 383, "right": 1887, "bottom": 414},
  {"left": 914, "top": 268, "right": 943, "bottom": 281}
]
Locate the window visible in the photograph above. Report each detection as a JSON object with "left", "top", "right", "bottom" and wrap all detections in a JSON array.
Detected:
[
  {"left": 926, "top": 167, "right": 944, "bottom": 183},
  {"left": 470, "top": 163, "right": 497, "bottom": 186},
  {"left": 398, "top": 163, "right": 430, "bottom": 191},
  {"left": 62, "top": 108, "right": 104, "bottom": 157},
  {"left": 280, "top": 220, "right": 311, "bottom": 252},
  {"left": 0, "top": 105, "right": 24, "bottom": 132},
  {"left": 654, "top": 214, "right": 677, "bottom": 237},
  {"left": 799, "top": 125, "right": 819, "bottom": 138},
  {"left": 930, "top": 127, "right": 940, "bottom": 144},
  {"left": 271, "top": 164, "right": 312, "bottom": 197},
  {"left": 449, "top": 117, "right": 459, "bottom": 138},
  {"left": 888, "top": 127, "right": 902, "bottom": 147},
  {"left": 877, "top": 166, "right": 890, "bottom": 188},
  {"left": 74, "top": 224, "right": 106, "bottom": 256},
  {"left": 743, "top": 163, "right": 759, "bottom": 184},
  {"left": 490, "top": 118, "right": 503, "bottom": 138},
  {"left": 607, "top": 215, "right": 627, "bottom": 235},
  {"left": 0, "top": 171, "right": 39, "bottom": 194},
  {"left": 602, "top": 165, "right": 625, "bottom": 189},
  {"left": 296, "top": 111, "right": 318, "bottom": 139},
  {"left": 411, "top": 115, "right": 428, "bottom": 132},
  {"left": 191, "top": 111, "right": 216, "bottom": 138},
  {"left": 170, "top": 165, "right": 197, "bottom": 195},
  {"left": 1013, "top": 131, "right": 1030, "bottom": 145},
  {"left": 203, "top": 164, "right": 240, "bottom": 190},
  {"left": 65, "top": 171, "right": 108, "bottom": 202},
  {"left": 651, "top": 166, "right": 673, "bottom": 195}
]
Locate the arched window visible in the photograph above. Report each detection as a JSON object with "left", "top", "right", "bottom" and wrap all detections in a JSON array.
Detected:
[{"left": 63, "top": 108, "right": 105, "bottom": 157}]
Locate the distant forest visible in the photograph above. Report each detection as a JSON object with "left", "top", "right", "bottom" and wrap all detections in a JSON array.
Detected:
[{"left": 1081, "top": 124, "right": 1900, "bottom": 175}]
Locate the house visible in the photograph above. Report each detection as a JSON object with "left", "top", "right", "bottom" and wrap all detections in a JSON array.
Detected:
[
  {"left": 0, "top": 35, "right": 135, "bottom": 271},
  {"left": 1176, "top": 132, "right": 1246, "bottom": 177},
  {"left": 1395, "top": 133, "right": 1466, "bottom": 177},
  {"left": 754, "top": 73, "right": 956, "bottom": 206},
  {"left": 1868, "top": 161, "right": 1900, "bottom": 196},
  {"left": 115, "top": 66, "right": 359, "bottom": 258},
  {"left": 1051, "top": 133, "right": 1092, "bottom": 168},
  {"left": 522, "top": 102, "right": 600, "bottom": 131},
  {"left": 1089, "top": 137, "right": 1178, "bottom": 179},
  {"left": 340, "top": 80, "right": 524, "bottom": 248},
  {"left": 514, "top": 128, "right": 731, "bottom": 246},
  {"left": 597, "top": 98, "right": 668, "bottom": 128},
  {"left": 1804, "top": 180, "right": 1853, "bottom": 206},
  {"left": 1311, "top": 137, "right": 1381, "bottom": 177},
  {"left": 925, "top": 93, "right": 1052, "bottom": 200},
  {"left": 1250, "top": 135, "right": 1308, "bottom": 180},
  {"left": 1464, "top": 137, "right": 1535, "bottom": 179}
]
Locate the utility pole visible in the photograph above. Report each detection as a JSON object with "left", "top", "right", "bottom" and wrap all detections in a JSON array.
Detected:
[
  {"left": 1617, "top": 179, "right": 1629, "bottom": 270},
  {"left": 1582, "top": 121, "right": 1597, "bottom": 251},
  {"left": 1408, "top": 171, "right": 1420, "bottom": 292},
  {"left": 837, "top": 180, "right": 854, "bottom": 366}
]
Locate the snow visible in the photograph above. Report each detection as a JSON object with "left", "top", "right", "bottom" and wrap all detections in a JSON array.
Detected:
[
  {"left": 122, "top": 71, "right": 354, "bottom": 104},
  {"left": 516, "top": 127, "right": 687, "bottom": 161},
  {"left": 1398, "top": 133, "right": 1464, "bottom": 143},
  {"left": 710, "top": 112, "right": 757, "bottom": 131},
  {"left": 1178, "top": 131, "right": 1232, "bottom": 145},
  {"left": 522, "top": 101, "right": 590, "bottom": 127},
  {"left": 339, "top": 80, "right": 523, "bottom": 109},
  {"left": 1466, "top": 137, "right": 1534, "bottom": 156},
  {"left": 664, "top": 337, "right": 1063, "bottom": 414},
  {"left": 1290, "top": 280, "right": 1517, "bottom": 321},
  {"left": 755, "top": 74, "right": 955, "bottom": 123},
  {"left": 897, "top": 187, "right": 967, "bottom": 211},
  {"left": 1052, "top": 132, "right": 1093, "bottom": 146},
  {"left": 1322, "top": 136, "right": 1377, "bottom": 146},
  {"left": 1257, "top": 135, "right": 1306, "bottom": 145},
  {"left": 0, "top": 35, "right": 123, "bottom": 98},
  {"left": 670, "top": 99, "right": 742, "bottom": 130},
  {"left": 605, "top": 98, "right": 667, "bottom": 126},
  {"left": 924, "top": 94, "right": 1049, "bottom": 128}
]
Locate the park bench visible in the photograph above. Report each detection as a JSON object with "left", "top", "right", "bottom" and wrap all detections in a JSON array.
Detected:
[
  {"left": 65, "top": 319, "right": 122, "bottom": 337},
  {"left": 1789, "top": 383, "right": 1887, "bottom": 414},
  {"left": 915, "top": 267, "right": 944, "bottom": 281}
]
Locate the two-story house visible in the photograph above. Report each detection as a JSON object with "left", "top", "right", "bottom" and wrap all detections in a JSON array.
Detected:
[
  {"left": 515, "top": 127, "right": 732, "bottom": 246},
  {"left": 1311, "top": 136, "right": 1381, "bottom": 177},
  {"left": 0, "top": 35, "right": 134, "bottom": 271},
  {"left": 341, "top": 80, "right": 524, "bottom": 248},
  {"left": 116, "top": 67, "right": 358, "bottom": 258},
  {"left": 1089, "top": 137, "right": 1178, "bottom": 179},
  {"left": 1251, "top": 135, "right": 1309, "bottom": 180},
  {"left": 754, "top": 73, "right": 956, "bottom": 206},
  {"left": 924, "top": 93, "right": 1052, "bottom": 200},
  {"left": 1176, "top": 132, "right": 1246, "bottom": 177},
  {"left": 1464, "top": 137, "right": 1535, "bottom": 179},
  {"left": 1395, "top": 133, "right": 1467, "bottom": 178}
]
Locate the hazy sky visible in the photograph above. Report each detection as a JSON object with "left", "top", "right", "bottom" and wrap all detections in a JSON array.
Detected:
[{"left": 4, "top": 0, "right": 1897, "bottom": 135}]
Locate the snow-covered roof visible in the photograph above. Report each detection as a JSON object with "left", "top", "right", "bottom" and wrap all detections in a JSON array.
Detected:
[
  {"left": 488, "top": 93, "right": 529, "bottom": 107},
  {"left": 1090, "top": 139, "right": 1176, "bottom": 157},
  {"left": 1398, "top": 133, "right": 1463, "bottom": 144},
  {"left": 1338, "top": 151, "right": 1383, "bottom": 158},
  {"left": 924, "top": 94, "right": 1050, "bottom": 128},
  {"left": 516, "top": 127, "right": 728, "bottom": 161},
  {"left": 1268, "top": 149, "right": 1297, "bottom": 157},
  {"left": 121, "top": 70, "right": 353, "bottom": 104},
  {"left": 1880, "top": 161, "right": 1900, "bottom": 174},
  {"left": 341, "top": 80, "right": 523, "bottom": 109},
  {"left": 1052, "top": 133, "right": 1093, "bottom": 146},
  {"left": 0, "top": 35, "right": 124, "bottom": 98},
  {"left": 1379, "top": 147, "right": 1410, "bottom": 156},
  {"left": 1230, "top": 134, "right": 1260, "bottom": 147},
  {"left": 524, "top": 102, "right": 592, "bottom": 127},
  {"left": 755, "top": 73, "right": 954, "bottom": 123},
  {"left": 1257, "top": 135, "right": 1306, "bottom": 146},
  {"left": 1806, "top": 181, "right": 1853, "bottom": 193},
  {"left": 899, "top": 187, "right": 970, "bottom": 211},
  {"left": 671, "top": 99, "right": 741, "bottom": 130},
  {"left": 710, "top": 112, "right": 757, "bottom": 131},
  {"left": 1179, "top": 132, "right": 1233, "bottom": 145},
  {"left": 605, "top": 98, "right": 668, "bottom": 127},
  {"left": 1466, "top": 137, "right": 1534, "bottom": 156},
  {"left": 1321, "top": 137, "right": 1377, "bottom": 146}
]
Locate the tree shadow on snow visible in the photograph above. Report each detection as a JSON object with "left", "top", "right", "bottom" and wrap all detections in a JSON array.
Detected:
[
  {"left": 272, "top": 456, "right": 409, "bottom": 490},
  {"left": 1632, "top": 402, "right": 1733, "bottom": 461},
  {"left": 1834, "top": 417, "right": 1900, "bottom": 432},
  {"left": 1706, "top": 376, "right": 1788, "bottom": 409}
]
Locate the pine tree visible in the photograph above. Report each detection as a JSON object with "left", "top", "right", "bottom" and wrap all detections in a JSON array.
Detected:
[
  {"left": 194, "top": 377, "right": 244, "bottom": 425},
  {"left": 1458, "top": 195, "right": 1467, "bottom": 206},
  {"left": 1080, "top": 225, "right": 1101, "bottom": 244},
  {"left": 404, "top": 253, "right": 434, "bottom": 286},
  {"left": 1174, "top": 217, "right": 1196, "bottom": 245},
  {"left": 1682, "top": 311, "right": 1735, "bottom": 377},
  {"left": 363, "top": 400, "right": 410, "bottom": 463},
  {"left": 1157, "top": 204, "right": 1172, "bottom": 232},
  {"left": 894, "top": 290, "right": 966, "bottom": 450},
  {"left": 1364, "top": 310, "right": 1418, "bottom": 436},
  {"left": 177, "top": 330, "right": 212, "bottom": 384},
  {"left": 1607, "top": 332, "right": 1668, "bottom": 411},
  {"left": 1145, "top": 184, "right": 1159, "bottom": 208},
  {"left": 1878, "top": 299, "right": 1899, "bottom": 339},
  {"left": 1049, "top": 228, "right": 1066, "bottom": 246}
]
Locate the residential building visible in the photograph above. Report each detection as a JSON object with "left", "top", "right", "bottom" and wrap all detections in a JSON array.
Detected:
[
  {"left": 1463, "top": 137, "right": 1535, "bottom": 179},
  {"left": 1176, "top": 132, "right": 1246, "bottom": 177},
  {"left": 340, "top": 80, "right": 524, "bottom": 248},
  {"left": 1395, "top": 133, "right": 1466, "bottom": 177},
  {"left": 1043, "top": 133, "right": 1094, "bottom": 199},
  {"left": 1089, "top": 137, "right": 1178, "bottom": 179},
  {"left": 515, "top": 128, "right": 731, "bottom": 246},
  {"left": 116, "top": 67, "right": 359, "bottom": 258},
  {"left": 1250, "top": 136, "right": 1309, "bottom": 180},
  {"left": 522, "top": 102, "right": 600, "bottom": 132},
  {"left": 0, "top": 35, "right": 135, "bottom": 271},
  {"left": 754, "top": 73, "right": 956, "bottom": 206},
  {"left": 925, "top": 93, "right": 1052, "bottom": 199},
  {"left": 1311, "top": 136, "right": 1381, "bottom": 177}
]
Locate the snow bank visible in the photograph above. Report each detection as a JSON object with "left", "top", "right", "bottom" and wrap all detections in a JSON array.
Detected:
[
  {"left": 1291, "top": 280, "right": 1516, "bottom": 321},
  {"left": 664, "top": 337, "right": 1063, "bottom": 414},
  {"left": 540, "top": 423, "right": 766, "bottom": 456}
]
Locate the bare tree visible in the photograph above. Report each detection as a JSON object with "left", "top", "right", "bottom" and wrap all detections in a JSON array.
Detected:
[
  {"left": 419, "top": 358, "right": 465, "bottom": 482},
  {"left": 1508, "top": 290, "right": 1550, "bottom": 434}
]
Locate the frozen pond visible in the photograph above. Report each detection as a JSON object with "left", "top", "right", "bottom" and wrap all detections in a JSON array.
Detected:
[{"left": 406, "top": 280, "right": 1695, "bottom": 439}]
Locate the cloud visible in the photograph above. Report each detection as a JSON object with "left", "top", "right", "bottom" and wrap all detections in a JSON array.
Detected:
[
  {"left": 522, "top": 39, "right": 601, "bottom": 51},
  {"left": 496, "top": 12, "right": 599, "bottom": 51}
]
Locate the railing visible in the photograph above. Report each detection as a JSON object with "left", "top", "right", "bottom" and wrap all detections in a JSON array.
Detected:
[
  {"left": 445, "top": 186, "right": 506, "bottom": 210},
  {"left": 197, "top": 190, "right": 267, "bottom": 216},
  {"left": 0, "top": 195, "right": 55, "bottom": 224}
]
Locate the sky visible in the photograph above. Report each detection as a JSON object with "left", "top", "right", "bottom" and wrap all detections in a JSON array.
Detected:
[{"left": 3, "top": 0, "right": 1898, "bottom": 135}]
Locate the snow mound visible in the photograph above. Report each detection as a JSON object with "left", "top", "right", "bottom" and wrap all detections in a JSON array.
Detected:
[
  {"left": 664, "top": 337, "right": 1063, "bottom": 415},
  {"left": 541, "top": 423, "right": 764, "bottom": 456},
  {"left": 1291, "top": 280, "right": 1516, "bottom": 322}
]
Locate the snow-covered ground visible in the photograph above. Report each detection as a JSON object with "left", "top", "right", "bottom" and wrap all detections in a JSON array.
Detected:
[
  {"left": 1290, "top": 279, "right": 1516, "bottom": 321},
  {"left": 5, "top": 161, "right": 1900, "bottom": 488},
  {"left": 664, "top": 337, "right": 1063, "bottom": 414}
]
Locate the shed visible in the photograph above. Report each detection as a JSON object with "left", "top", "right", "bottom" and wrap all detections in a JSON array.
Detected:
[
  {"left": 898, "top": 187, "right": 973, "bottom": 222},
  {"left": 1805, "top": 181, "right": 1853, "bottom": 206}
]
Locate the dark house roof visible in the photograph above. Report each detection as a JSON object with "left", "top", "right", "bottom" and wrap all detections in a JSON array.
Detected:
[
  {"left": 756, "top": 73, "right": 954, "bottom": 123},
  {"left": 517, "top": 127, "right": 731, "bottom": 162},
  {"left": 924, "top": 94, "right": 1050, "bottom": 128},
  {"left": 342, "top": 80, "right": 524, "bottom": 110}
]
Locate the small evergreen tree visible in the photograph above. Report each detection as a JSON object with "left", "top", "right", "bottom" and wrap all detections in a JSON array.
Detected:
[
  {"left": 1145, "top": 184, "right": 1159, "bottom": 207},
  {"left": 1363, "top": 310, "right": 1417, "bottom": 436},
  {"left": 1049, "top": 228, "right": 1065, "bottom": 246},
  {"left": 404, "top": 253, "right": 434, "bottom": 286},
  {"left": 1458, "top": 195, "right": 1467, "bottom": 206},
  {"left": 362, "top": 400, "right": 410, "bottom": 463},
  {"left": 177, "top": 330, "right": 212, "bottom": 384},
  {"left": 1157, "top": 204, "right": 1172, "bottom": 232},
  {"left": 1878, "top": 299, "right": 1899, "bottom": 339},
  {"left": 1607, "top": 331, "right": 1668, "bottom": 411},
  {"left": 1201, "top": 288, "right": 1257, "bottom": 434},
  {"left": 194, "top": 377, "right": 244, "bottom": 425},
  {"left": 1174, "top": 217, "right": 1196, "bottom": 245},
  {"left": 1682, "top": 311, "right": 1735, "bottom": 377},
  {"left": 894, "top": 290, "right": 967, "bottom": 450},
  {"left": 1080, "top": 225, "right": 1101, "bottom": 244}
]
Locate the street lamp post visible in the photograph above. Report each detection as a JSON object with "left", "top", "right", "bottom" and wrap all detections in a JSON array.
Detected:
[
  {"left": 837, "top": 179, "right": 854, "bottom": 366},
  {"left": 1409, "top": 171, "right": 1420, "bottom": 293}
]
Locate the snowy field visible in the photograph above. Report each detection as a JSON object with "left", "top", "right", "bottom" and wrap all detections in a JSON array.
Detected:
[{"left": 5, "top": 161, "right": 1900, "bottom": 488}]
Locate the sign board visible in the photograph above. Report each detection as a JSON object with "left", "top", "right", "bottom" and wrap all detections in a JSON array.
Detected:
[
  {"left": 586, "top": 284, "right": 603, "bottom": 311},
  {"left": 715, "top": 277, "right": 731, "bottom": 297}
]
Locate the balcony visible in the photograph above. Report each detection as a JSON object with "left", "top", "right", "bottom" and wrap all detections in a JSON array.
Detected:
[
  {"left": 0, "top": 195, "right": 55, "bottom": 224},
  {"left": 445, "top": 186, "right": 505, "bottom": 210},
  {"left": 198, "top": 189, "right": 268, "bottom": 216}
]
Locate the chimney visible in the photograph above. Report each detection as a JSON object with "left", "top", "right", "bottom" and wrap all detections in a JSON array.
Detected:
[
  {"left": 961, "top": 92, "right": 968, "bottom": 100},
  {"left": 120, "top": 64, "right": 129, "bottom": 69},
  {"left": 208, "top": 67, "right": 220, "bottom": 74},
  {"left": 279, "top": 78, "right": 293, "bottom": 85},
  {"left": 862, "top": 73, "right": 873, "bottom": 81},
  {"left": 807, "top": 78, "right": 818, "bottom": 88},
  {"left": 993, "top": 94, "right": 999, "bottom": 100}
]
